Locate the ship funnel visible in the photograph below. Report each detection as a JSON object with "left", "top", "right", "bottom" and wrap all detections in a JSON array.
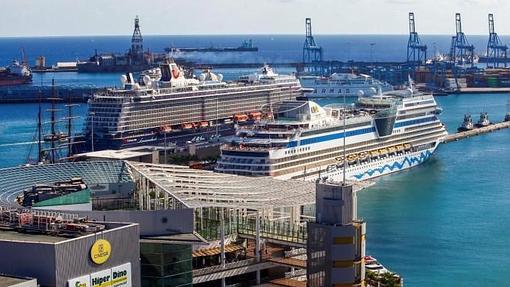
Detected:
[
  {"left": 120, "top": 74, "right": 128, "bottom": 88},
  {"left": 160, "top": 63, "right": 172, "bottom": 81}
]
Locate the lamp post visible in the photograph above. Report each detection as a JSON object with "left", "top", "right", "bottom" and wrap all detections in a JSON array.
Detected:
[{"left": 90, "top": 112, "right": 95, "bottom": 152}]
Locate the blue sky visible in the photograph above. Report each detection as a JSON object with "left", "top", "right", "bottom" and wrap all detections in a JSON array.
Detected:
[{"left": 1, "top": 0, "right": 508, "bottom": 36}]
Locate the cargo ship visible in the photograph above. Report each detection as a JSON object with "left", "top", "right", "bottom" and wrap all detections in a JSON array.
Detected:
[
  {"left": 84, "top": 62, "right": 302, "bottom": 150},
  {"left": 216, "top": 81, "right": 447, "bottom": 181},
  {"left": 166, "top": 40, "right": 258, "bottom": 53},
  {"left": 0, "top": 60, "right": 32, "bottom": 86}
]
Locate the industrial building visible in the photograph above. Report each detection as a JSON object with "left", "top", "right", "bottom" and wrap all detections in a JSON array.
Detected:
[{"left": 0, "top": 208, "right": 140, "bottom": 287}]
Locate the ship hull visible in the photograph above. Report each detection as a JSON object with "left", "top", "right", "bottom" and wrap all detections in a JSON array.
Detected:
[
  {"left": 0, "top": 77, "right": 32, "bottom": 87},
  {"left": 305, "top": 145, "right": 438, "bottom": 182},
  {"left": 86, "top": 124, "right": 236, "bottom": 151}
]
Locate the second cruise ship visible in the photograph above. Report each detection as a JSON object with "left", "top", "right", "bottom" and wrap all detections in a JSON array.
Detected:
[
  {"left": 84, "top": 62, "right": 302, "bottom": 150},
  {"left": 216, "top": 83, "right": 447, "bottom": 181}
]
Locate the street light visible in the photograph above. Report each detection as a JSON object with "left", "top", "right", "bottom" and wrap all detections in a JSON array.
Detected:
[{"left": 90, "top": 112, "right": 95, "bottom": 152}]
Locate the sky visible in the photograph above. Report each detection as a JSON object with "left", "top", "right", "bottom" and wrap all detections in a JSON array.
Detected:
[{"left": 1, "top": 0, "right": 509, "bottom": 37}]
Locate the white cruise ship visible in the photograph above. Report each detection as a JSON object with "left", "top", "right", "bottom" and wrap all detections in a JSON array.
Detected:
[
  {"left": 299, "top": 73, "right": 393, "bottom": 98},
  {"left": 216, "top": 86, "right": 447, "bottom": 182},
  {"left": 83, "top": 63, "right": 302, "bottom": 150}
]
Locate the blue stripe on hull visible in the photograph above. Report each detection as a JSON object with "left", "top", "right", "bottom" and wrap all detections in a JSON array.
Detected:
[{"left": 353, "top": 150, "right": 433, "bottom": 180}]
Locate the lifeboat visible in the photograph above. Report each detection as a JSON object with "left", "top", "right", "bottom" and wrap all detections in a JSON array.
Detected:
[
  {"left": 379, "top": 148, "right": 388, "bottom": 156},
  {"left": 347, "top": 154, "right": 358, "bottom": 163},
  {"left": 335, "top": 156, "right": 345, "bottom": 162},
  {"left": 160, "top": 125, "right": 172, "bottom": 133},
  {"left": 234, "top": 114, "right": 249, "bottom": 122},
  {"left": 370, "top": 150, "right": 380, "bottom": 158},
  {"left": 181, "top": 123, "right": 193, "bottom": 129},
  {"left": 358, "top": 152, "right": 369, "bottom": 161},
  {"left": 199, "top": 121, "right": 209, "bottom": 128},
  {"left": 249, "top": 112, "right": 262, "bottom": 121},
  {"left": 396, "top": 145, "right": 404, "bottom": 152},
  {"left": 388, "top": 146, "right": 397, "bottom": 154},
  {"left": 404, "top": 143, "right": 412, "bottom": 150}
]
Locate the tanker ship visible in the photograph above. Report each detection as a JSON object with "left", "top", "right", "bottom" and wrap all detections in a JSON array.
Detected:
[{"left": 0, "top": 60, "right": 32, "bottom": 86}]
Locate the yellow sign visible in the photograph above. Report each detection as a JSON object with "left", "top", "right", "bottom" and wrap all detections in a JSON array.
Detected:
[{"left": 90, "top": 239, "right": 111, "bottom": 265}]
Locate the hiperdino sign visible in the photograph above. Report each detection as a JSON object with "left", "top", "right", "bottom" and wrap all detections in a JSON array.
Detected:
[
  {"left": 90, "top": 239, "right": 111, "bottom": 265},
  {"left": 67, "top": 263, "right": 132, "bottom": 287}
]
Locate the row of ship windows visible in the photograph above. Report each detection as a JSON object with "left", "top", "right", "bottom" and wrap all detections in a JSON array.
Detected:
[
  {"left": 129, "top": 90, "right": 294, "bottom": 106},
  {"left": 285, "top": 146, "right": 311, "bottom": 155},
  {"left": 314, "top": 88, "right": 354, "bottom": 94},
  {"left": 124, "top": 98, "right": 281, "bottom": 115},
  {"left": 216, "top": 164, "right": 270, "bottom": 171},
  {"left": 289, "top": 127, "right": 376, "bottom": 147},
  {"left": 404, "top": 100, "right": 435, "bottom": 107}
]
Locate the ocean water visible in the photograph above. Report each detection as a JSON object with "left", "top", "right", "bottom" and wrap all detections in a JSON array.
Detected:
[{"left": 0, "top": 36, "right": 509, "bottom": 286}]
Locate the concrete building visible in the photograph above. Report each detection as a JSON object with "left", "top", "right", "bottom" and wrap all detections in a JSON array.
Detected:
[
  {"left": 307, "top": 180, "right": 366, "bottom": 287},
  {"left": 0, "top": 209, "right": 141, "bottom": 287},
  {"left": 0, "top": 275, "right": 37, "bottom": 287}
]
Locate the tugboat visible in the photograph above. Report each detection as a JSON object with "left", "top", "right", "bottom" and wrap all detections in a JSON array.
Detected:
[
  {"left": 458, "top": 114, "right": 474, "bottom": 132},
  {"left": 475, "top": 112, "right": 491, "bottom": 128},
  {"left": 504, "top": 112, "right": 510, "bottom": 122}
]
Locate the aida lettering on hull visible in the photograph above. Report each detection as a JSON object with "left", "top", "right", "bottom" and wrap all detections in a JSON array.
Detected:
[{"left": 68, "top": 275, "right": 91, "bottom": 287}]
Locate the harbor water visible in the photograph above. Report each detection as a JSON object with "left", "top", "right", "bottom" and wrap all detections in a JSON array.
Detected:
[{"left": 0, "top": 36, "right": 509, "bottom": 286}]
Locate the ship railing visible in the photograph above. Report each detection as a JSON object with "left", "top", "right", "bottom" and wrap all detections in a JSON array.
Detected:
[{"left": 221, "top": 144, "right": 280, "bottom": 152}]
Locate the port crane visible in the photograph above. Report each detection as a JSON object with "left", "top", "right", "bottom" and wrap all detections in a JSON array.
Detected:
[
  {"left": 486, "top": 13, "right": 507, "bottom": 68},
  {"left": 302, "top": 18, "right": 323, "bottom": 74},
  {"left": 406, "top": 12, "right": 427, "bottom": 64},
  {"left": 449, "top": 13, "right": 475, "bottom": 67}
]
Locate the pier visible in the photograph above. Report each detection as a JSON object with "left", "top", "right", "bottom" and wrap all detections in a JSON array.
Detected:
[{"left": 444, "top": 121, "right": 510, "bottom": 143}]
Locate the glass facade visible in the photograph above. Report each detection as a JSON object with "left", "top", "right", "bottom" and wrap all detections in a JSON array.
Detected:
[{"left": 141, "top": 242, "right": 193, "bottom": 287}]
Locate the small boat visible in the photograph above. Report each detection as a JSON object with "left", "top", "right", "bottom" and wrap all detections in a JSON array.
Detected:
[
  {"left": 458, "top": 114, "right": 474, "bottom": 132},
  {"left": 475, "top": 112, "right": 490, "bottom": 128},
  {"left": 504, "top": 112, "right": 510, "bottom": 122}
]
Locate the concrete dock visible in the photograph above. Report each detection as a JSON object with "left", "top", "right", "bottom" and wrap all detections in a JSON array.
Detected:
[{"left": 444, "top": 121, "right": 510, "bottom": 143}]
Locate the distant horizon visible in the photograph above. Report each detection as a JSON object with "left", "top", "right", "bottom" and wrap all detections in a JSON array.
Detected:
[{"left": 0, "top": 33, "right": 503, "bottom": 39}]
